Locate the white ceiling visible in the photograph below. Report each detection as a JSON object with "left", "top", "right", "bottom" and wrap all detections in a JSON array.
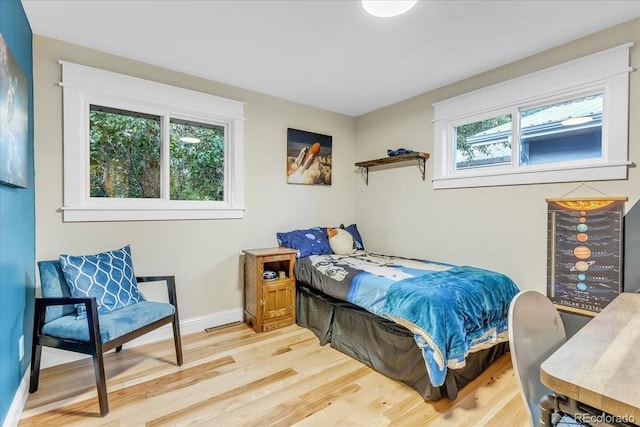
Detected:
[{"left": 21, "top": 0, "right": 640, "bottom": 117}]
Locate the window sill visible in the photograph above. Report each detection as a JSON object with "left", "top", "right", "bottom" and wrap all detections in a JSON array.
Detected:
[
  {"left": 433, "top": 161, "right": 632, "bottom": 189},
  {"left": 61, "top": 206, "right": 245, "bottom": 222}
]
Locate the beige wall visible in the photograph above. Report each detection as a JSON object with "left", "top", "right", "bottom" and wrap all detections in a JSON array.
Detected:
[
  {"left": 354, "top": 18, "right": 640, "bottom": 294},
  {"left": 34, "top": 18, "right": 640, "bottom": 323},
  {"left": 33, "top": 36, "right": 357, "bottom": 320}
]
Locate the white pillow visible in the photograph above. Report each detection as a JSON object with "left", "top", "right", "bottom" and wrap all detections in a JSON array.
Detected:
[{"left": 327, "top": 227, "right": 357, "bottom": 255}]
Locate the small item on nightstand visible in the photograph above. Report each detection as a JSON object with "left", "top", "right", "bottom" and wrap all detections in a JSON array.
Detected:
[
  {"left": 278, "top": 270, "right": 286, "bottom": 279},
  {"left": 263, "top": 270, "right": 277, "bottom": 280}
]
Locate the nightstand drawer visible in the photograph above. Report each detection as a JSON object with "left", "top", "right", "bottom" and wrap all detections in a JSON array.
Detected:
[{"left": 262, "top": 254, "right": 295, "bottom": 263}]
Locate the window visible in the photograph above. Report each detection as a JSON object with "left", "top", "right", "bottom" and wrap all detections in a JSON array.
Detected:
[
  {"left": 519, "top": 94, "right": 602, "bottom": 166},
  {"left": 89, "top": 106, "right": 162, "bottom": 199},
  {"left": 61, "top": 61, "right": 245, "bottom": 221},
  {"left": 455, "top": 113, "right": 512, "bottom": 170},
  {"left": 168, "top": 118, "right": 225, "bottom": 201},
  {"left": 433, "top": 43, "right": 632, "bottom": 189}
]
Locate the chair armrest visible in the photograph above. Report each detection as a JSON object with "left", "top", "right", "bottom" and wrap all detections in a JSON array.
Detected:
[
  {"left": 35, "top": 296, "right": 94, "bottom": 307},
  {"left": 33, "top": 297, "right": 102, "bottom": 343},
  {"left": 35, "top": 296, "right": 97, "bottom": 319},
  {"left": 136, "top": 276, "right": 179, "bottom": 308}
]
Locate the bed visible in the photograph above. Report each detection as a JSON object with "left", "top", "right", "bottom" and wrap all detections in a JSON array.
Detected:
[{"left": 291, "top": 247, "right": 519, "bottom": 401}]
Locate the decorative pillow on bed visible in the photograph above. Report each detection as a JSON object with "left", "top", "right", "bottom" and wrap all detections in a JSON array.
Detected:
[
  {"left": 59, "top": 245, "right": 145, "bottom": 318},
  {"left": 327, "top": 227, "right": 357, "bottom": 255},
  {"left": 342, "top": 223, "right": 365, "bottom": 250},
  {"left": 276, "top": 227, "right": 333, "bottom": 258}
]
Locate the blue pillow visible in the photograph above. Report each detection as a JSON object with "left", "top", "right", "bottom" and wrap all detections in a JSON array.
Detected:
[
  {"left": 276, "top": 227, "right": 333, "bottom": 258},
  {"left": 343, "top": 223, "right": 365, "bottom": 250},
  {"left": 59, "top": 245, "right": 145, "bottom": 318}
]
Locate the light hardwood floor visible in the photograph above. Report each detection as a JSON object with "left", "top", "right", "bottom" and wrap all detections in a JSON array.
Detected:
[{"left": 19, "top": 322, "right": 528, "bottom": 426}]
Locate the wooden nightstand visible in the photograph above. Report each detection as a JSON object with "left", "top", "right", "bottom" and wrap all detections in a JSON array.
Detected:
[{"left": 242, "top": 247, "right": 297, "bottom": 333}]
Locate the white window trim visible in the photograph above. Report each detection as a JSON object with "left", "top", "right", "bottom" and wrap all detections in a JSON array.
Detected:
[
  {"left": 432, "top": 43, "right": 634, "bottom": 189},
  {"left": 60, "top": 61, "right": 245, "bottom": 221}
]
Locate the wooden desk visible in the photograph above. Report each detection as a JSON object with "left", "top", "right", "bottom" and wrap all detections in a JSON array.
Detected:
[{"left": 540, "top": 293, "right": 640, "bottom": 421}]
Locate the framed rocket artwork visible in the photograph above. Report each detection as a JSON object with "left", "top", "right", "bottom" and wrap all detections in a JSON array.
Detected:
[
  {"left": 546, "top": 197, "right": 627, "bottom": 316},
  {"left": 286, "top": 128, "right": 332, "bottom": 185}
]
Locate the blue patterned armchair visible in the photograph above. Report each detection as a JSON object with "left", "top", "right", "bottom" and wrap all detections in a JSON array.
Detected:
[{"left": 30, "top": 259, "right": 183, "bottom": 417}]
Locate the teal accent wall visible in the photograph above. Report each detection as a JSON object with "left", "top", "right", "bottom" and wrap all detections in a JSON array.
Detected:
[{"left": 0, "top": 0, "right": 34, "bottom": 424}]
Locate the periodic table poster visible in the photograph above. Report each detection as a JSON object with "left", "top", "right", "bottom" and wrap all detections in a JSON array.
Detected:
[{"left": 546, "top": 198, "right": 625, "bottom": 316}]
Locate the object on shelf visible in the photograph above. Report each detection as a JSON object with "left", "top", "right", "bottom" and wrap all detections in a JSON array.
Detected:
[
  {"left": 387, "top": 148, "right": 416, "bottom": 156},
  {"left": 263, "top": 270, "right": 277, "bottom": 280}
]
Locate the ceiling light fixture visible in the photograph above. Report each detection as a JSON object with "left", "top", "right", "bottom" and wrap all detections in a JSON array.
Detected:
[
  {"left": 560, "top": 116, "right": 593, "bottom": 126},
  {"left": 180, "top": 136, "right": 201, "bottom": 144},
  {"left": 362, "top": 0, "right": 417, "bottom": 17}
]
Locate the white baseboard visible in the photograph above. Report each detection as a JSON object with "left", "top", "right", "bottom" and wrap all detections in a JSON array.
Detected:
[
  {"left": 2, "top": 367, "right": 30, "bottom": 427},
  {"left": 40, "top": 308, "right": 244, "bottom": 368}
]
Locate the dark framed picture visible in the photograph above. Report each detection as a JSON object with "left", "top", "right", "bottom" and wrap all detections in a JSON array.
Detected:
[
  {"left": 546, "top": 198, "right": 625, "bottom": 316},
  {"left": 0, "top": 33, "right": 29, "bottom": 188},
  {"left": 286, "top": 128, "right": 332, "bottom": 185}
]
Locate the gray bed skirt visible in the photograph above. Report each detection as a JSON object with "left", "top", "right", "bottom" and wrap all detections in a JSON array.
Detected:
[{"left": 296, "top": 283, "right": 509, "bottom": 401}]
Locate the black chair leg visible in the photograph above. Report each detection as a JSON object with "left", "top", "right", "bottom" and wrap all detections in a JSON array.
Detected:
[
  {"left": 172, "top": 316, "right": 183, "bottom": 366},
  {"left": 86, "top": 301, "right": 109, "bottom": 416},
  {"left": 29, "top": 344, "right": 42, "bottom": 393},
  {"left": 92, "top": 351, "right": 109, "bottom": 416},
  {"left": 30, "top": 300, "right": 46, "bottom": 393}
]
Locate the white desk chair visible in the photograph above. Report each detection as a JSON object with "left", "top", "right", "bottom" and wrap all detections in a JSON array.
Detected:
[
  {"left": 508, "top": 290, "right": 569, "bottom": 426},
  {"left": 509, "top": 291, "right": 632, "bottom": 427}
]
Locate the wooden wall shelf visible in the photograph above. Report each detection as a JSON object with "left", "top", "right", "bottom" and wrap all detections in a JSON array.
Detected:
[{"left": 355, "top": 152, "right": 430, "bottom": 185}]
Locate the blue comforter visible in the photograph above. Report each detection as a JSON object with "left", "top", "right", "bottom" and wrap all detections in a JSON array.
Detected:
[{"left": 294, "top": 252, "right": 519, "bottom": 387}]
